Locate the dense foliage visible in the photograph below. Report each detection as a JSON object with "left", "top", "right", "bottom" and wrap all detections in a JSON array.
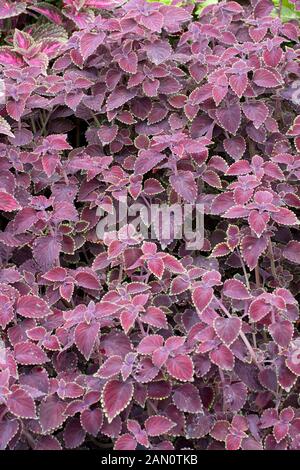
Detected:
[{"left": 0, "top": 0, "right": 300, "bottom": 451}]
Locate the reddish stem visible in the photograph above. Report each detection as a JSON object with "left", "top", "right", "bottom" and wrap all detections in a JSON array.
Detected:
[{"left": 214, "top": 296, "right": 263, "bottom": 371}]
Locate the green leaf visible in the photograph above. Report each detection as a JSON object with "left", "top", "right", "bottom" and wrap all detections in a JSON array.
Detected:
[
  {"left": 272, "top": 0, "right": 300, "bottom": 22},
  {"left": 147, "top": 0, "right": 173, "bottom": 4},
  {"left": 195, "top": 0, "right": 219, "bottom": 15}
]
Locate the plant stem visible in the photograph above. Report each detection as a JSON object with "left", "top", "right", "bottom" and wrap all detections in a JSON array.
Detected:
[
  {"left": 255, "top": 265, "right": 260, "bottom": 288},
  {"left": 30, "top": 116, "right": 37, "bottom": 134},
  {"left": 39, "top": 106, "right": 58, "bottom": 136},
  {"left": 278, "top": 0, "right": 283, "bottom": 18},
  {"left": 0, "top": 408, "right": 7, "bottom": 421},
  {"left": 262, "top": 328, "right": 268, "bottom": 343},
  {"left": 275, "top": 388, "right": 282, "bottom": 410},
  {"left": 62, "top": 169, "right": 69, "bottom": 186},
  {"left": 147, "top": 400, "right": 158, "bottom": 415},
  {"left": 137, "top": 318, "right": 146, "bottom": 337},
  {"left": 219, "top": 368, "right": 226, "bottom": 412},
  {"left": 248, "top": 138, "right": 256, "bottom": 157},
  {"left": 91, "top": 111, "right": 101, "bottom": 127},
  {"left": 118, "top": 264, "right": 123, "bottom": 283},
  {"left": 22, "top": 429, "right": 35, "bottom": 449},
  {"left": 268, "top": 238, "right": 277, "bottom": 281},
  {"left": 252, "top": 330, "right": 257, "bottom": 349},
  {"left": 237, "top": 247, "right": 250, "bottom": 290}
]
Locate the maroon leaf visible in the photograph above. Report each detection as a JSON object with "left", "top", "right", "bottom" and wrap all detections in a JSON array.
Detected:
[
  {"left": 224, "top": 382, "right": 248, "bottom": 412},
  {"left": 166, "top": 354, "right": 194, "bottom": 382},
  {"left": 216, "top": 103, "right": 241, "bottom": 135},
  {"left": 135, "top": 150, "right": 165, "bottom": 175},
  {"left": 241, "top": 235, "right": 268, "bottom": 270},
  {"left": 249, "top": 210, "right": 269, "bottom": 237},
  {"left": 226, "top": 160, "right": 251, "bottom": 176},
  {"left": 141, "top": 306, "right": 168, "bottom": 329},
  {"left": 169, "top": 171, "right": 197, "bottom": 203},
  {"left": 211, "top": 192, "right": 235, "bottom": 215},
  {"left": 229, "top": 74, "right": 248, "bottom": 98},
  {"left": 210, "top": 420, "right": 230, "bottom": 442},
  {"left": 213, "top": 317, "right": 242, "bottom": 346},
  {"left": 271, "top": 208, "right": 299, "bottom": 226},
  {"left": 283, "top": 241, "right": 300, "bottom": 264},
  {"left": 34, "top": 436, "right": 62, "bottom": 451},
  {"left": 140, "top": 11, "right": 164, "bottom": 32},
  {"left": 14, "top": 342, "right": 49, "bottom": 365},
  {"left": 185, "top": 414, "right": 214, "bottom": 439},
  {"left": 114, "top": 433, "right": 137, "bottom": 450},
  {"left": 81, "top": 409, "right": 103, "bottom": 437},
  {"left": 0, "top": 420, "right": 19, "bottom": 450},
  {"left": 75, "top": 271, "right": 100, "bottom": 290},
  {"left": 223, "top": 279, "right": 250, "bottom": 300},
  {"left": 223, "top": 136, "right": 246, "bottom": 160},
  {"left": 145, "top": 416, "right": 175, "bottom": 436},
  {"left": 249, "top": 297, "right": 271, "bottom": 322},
  {"left": 39, "top": 396, "right": 67, "bottom": 433},
  {"left": 172, "top": 384, "right": 203, "bottom": 413},
  {"left": 226, "top": 433, "right": 243, "bottom": 451},
  {"left": 106, "top": 86, "right": 136, "bottom": 111},
  {"left": 97, "top": 125, "right": 118, "bottom": 145},
  {"left": 259, "top": 368, "right": 277, "bottom": 393},
  {"left": 192, "top": 286, "right": 213, "bottom": 313},
  {"left": 0, "top": 295, "right": 14, "bottom": 328},
  {"left": 64, "top": 417, "right": 86, "bottom": 449},
  {"left": 147, "top": 258, "right": 164, "bottom": 279},
  {"left": 253, "top": 68, "right": 282, "bottom": 87},
  {"left": 101, "top": 380, "right": 133, "bottom": 423},
  {"left": 0, "top": 190, "right": 20, "bottom": 212},
  {"left": 269, "top": 321, "right": 293, "bottom": 348},
  {"left": 273, "top": 422, "right": 289, "bottom": 444},
  {"left": 74, "top": 322, "right": 100, "bottom": 360},
  {"left": 242, "top": 102, "right": 269, "bottom": 129},
  {"left": 119, "top": 51, "right": 138, "bottom": 74},
  {"left": 7, "top": 388, "right": 36, "bottom": 419},
  {"left": 16, "top": 295, "right": 51, "bottom": 319},
  {"left": 145, "top": 40, "right": 172, "bottom": 65},
  {"left": 32, "top": 236, "right": 61, "bottom": 271},
  {"left": 137, "top": 335, "right": 164, "bottom": 355},
  {"left": 79, "top": 32, "right": 105, "bottom": 60},
  {"left": 0, "top": 0, "right": 299, "bottom": 452},
  {"left": 120, "top": 309, "right": 138, "bottom": 333},
  {"left": 210, "top": 344, "right": 235, "bottom": 370},
  {"left": 95, "top": 356, "right": 123, "bottom": 378}
]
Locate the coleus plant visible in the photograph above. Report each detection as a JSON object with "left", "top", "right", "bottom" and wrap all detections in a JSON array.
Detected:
[{"left": 0, "top": 0, "right": 300, "bottom": 451}]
